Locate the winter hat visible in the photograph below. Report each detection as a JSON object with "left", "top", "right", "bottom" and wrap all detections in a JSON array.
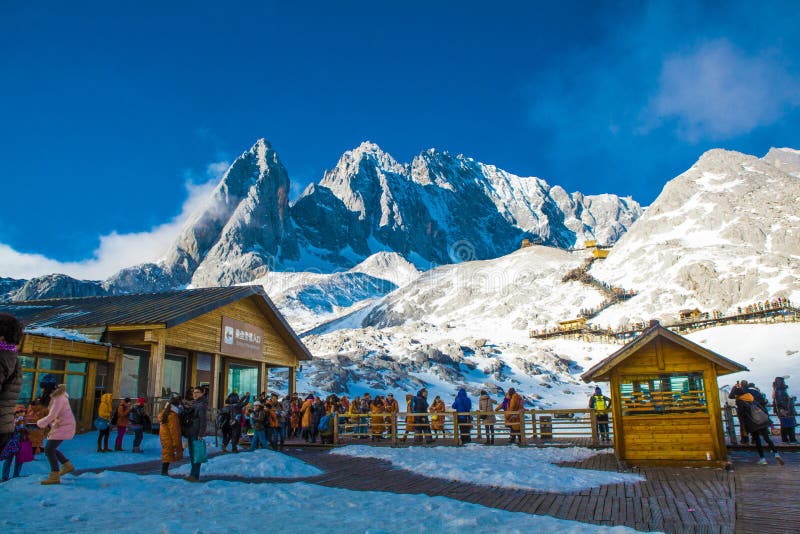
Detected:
[
  {"left": 254, "top": 401, "right": 262, "bottom": 407},
  {"left": 137, "top": 397, "right": 146, "bottom": 405},
  {"left": 39, "top": 373, "right": 58, "bottom": 391}
]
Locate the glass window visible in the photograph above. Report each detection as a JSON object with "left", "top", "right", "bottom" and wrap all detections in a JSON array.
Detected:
[
  {"left": 66, "top": 374, "right": 85, "bottom": 416},
  {"left": 120, "top": 352, "right": 143, "bottom": 399},
  {"left": 228, "top": 364, "right": 258, "bottom": 397},
  {"left": 19, "top": 371, "right": 34, "bottom": 403},
  {"left": 162, "top": 356, "right": 186, "bottom": 398},
  {"left": 38, "top": 358, "right": 65, "bottom": 371},
  {"left": 196, "top": 353, "right": 212, "bottom": 372},
  {"left": 67, "top": 361, "right": 87, "bottom": 373},
  {"left": 19, "top": 356, "right": 36, "bottom": 369},
  {"left": 619, "top": 372, "right": 707, "bottom": 415}
]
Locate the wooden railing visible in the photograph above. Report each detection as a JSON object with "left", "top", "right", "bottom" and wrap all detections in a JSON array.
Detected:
[
  {"left": 721, "top": 402, "right": 799, "bottom": 445},
  {"left": 330, "top": 408, "right": 613, "bottom": 447}
]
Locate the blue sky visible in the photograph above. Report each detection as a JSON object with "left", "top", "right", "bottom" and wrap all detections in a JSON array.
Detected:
[{"left": 1, "top": 1, "right": 799, "bottom": 279}]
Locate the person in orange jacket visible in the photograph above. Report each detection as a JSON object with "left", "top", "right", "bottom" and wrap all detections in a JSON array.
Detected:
[
  {"left": 159, "top": 397, "right": 183, "bottom": 475},
  {"left": 505, "top": 388, "right": 523, "bottom": 444},
  {"left": 370, "top": 398, "right": 386, "bottom": 441},
  {"left": 300, "top": 395, "right": 314, "bottom": 442}
]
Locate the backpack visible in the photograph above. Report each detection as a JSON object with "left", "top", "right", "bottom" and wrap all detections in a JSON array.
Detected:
[
  {"left": 749, "top": 403, "right": 770, "bottom": 427},
  {"left": 180, "top": 406, "right": 195, "bottom": 437},
  {"left": 216, "top": 410, "right": 230, "bottom": 428},
  {"left": 593, "top": 395, "right": 607, "bottom": 412},
  {"left": 318, "top": 414, "right": 331, "bottom": 432}
]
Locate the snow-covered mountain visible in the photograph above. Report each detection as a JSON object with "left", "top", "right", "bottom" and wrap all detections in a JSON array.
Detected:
[
  {"left": 5, "top": 144, "right": 799, "bottom": 407},
  {"left": 7, "top": 138, "right": 641, "bottom": 299},
  {"left": 288, "top": 142, "right": 640, "bottom": 273},
  {"left": 277, "top": 147, "right": 800, "bottom": 406},
  {"left": 589, "top": 148, "right": 800, "bottom": 327}
]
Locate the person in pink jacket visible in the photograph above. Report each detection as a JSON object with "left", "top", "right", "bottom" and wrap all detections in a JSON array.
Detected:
[{"left": 36, "top": 374, "right": 76, "bottom": 485}]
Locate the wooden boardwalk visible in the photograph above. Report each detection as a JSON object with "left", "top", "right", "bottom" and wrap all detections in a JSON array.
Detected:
[{"left": 80, "top": 448, "right": 800, "bottom": 533}]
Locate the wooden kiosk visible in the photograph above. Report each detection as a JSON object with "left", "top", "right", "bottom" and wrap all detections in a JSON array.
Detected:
[{"left": 581, "top": 321, "right": 747, "bottom": 466}]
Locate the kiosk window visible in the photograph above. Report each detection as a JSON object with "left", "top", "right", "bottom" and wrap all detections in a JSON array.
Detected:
[{"left": 619, "top": 372, "right": 707, "bottom": 415}]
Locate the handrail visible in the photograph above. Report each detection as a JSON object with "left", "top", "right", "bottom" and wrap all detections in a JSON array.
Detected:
[{"left": 330, "top": 408, "right": 614, "bottom": 446}]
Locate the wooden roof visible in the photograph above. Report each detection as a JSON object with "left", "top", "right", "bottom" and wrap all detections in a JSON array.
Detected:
[
  {"left": 581, "top": 322, "right": 748, "bottom": 382},
  {"left": 1, "top": 286, "right": 312, "bottom": 361}
]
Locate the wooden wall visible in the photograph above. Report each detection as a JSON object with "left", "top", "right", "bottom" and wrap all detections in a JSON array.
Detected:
[
  {"left": 20, "top": 334, "right": 121, "bottom": 362},
  {"left": 612, "top": 336, "right": 727, "bottom": 464},
  {"left": 164, "top": 296, "right": 300, "bottom": 367}
]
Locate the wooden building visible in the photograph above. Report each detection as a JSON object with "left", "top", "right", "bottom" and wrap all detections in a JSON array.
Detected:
[
  {"left": 2, "top": 286, "right": 312, "bottom": 431},
  {"left": 558, "top": 317, "right": 588, "bottom": 333},
  {"left": 592, "top": 248, "right": 609, "bottom": 259},
  {"left": 584, "top": 240, "right": 597, "bottom": 249},
  {"left": 679, "top": 308, "right": 702, "bottom": 321},
  {"left": 581, "top": 321, "right": 747, "bottom": 466}
]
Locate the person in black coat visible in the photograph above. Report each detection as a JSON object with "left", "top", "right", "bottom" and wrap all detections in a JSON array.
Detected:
[
  {"left": 186, "top": 387, "right": 208, "bottom": 481},
  {"left": 730, "top": 382, "right": 784, "bottom": 465},
  {"left": 412, "top": 388, "right": 433, "bottom": 444},
  {"left": 0, "top": 313, "right": 23, "bottom": 454}
]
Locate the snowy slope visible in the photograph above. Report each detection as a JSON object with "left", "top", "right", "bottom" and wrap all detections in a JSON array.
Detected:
[
  {"left": 590, "top": 148, "right": 800, "bottom": 328},
  {"left": 285, "top": 148, "right": 800, "bottom": 407},
  {"left": 295, "top": 246, "right": 612, "bottom": 406}
]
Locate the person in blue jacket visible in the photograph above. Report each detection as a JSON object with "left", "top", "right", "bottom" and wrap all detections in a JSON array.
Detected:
[{"left": 452, "top": 388, "right": 473, "bottom": 444}]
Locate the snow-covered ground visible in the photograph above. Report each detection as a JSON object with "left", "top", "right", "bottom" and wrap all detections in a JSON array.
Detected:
[
  {"left": 1, "top": 471, "right": 643, "bottom": 534},
  {"left": 331, "top": 444, "right": 644, "bottom": 492},
  {"left": 18, "top": 432, "right": 221, "bottom": 476},
  {"left": 173, "top": 447, "right": 322, "bottom": 478}
]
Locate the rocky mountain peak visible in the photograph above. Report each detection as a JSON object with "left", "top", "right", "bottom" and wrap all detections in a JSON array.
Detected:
[{"left": 763, "top": 147, "right": 800, "bottom": 178}]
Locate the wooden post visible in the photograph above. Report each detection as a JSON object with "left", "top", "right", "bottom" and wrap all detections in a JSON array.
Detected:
[
  {"left": 333, "top": 412, "right": 339, "bottom": 445},
  {"left": 531, "top": 412, "right": 537, "bottom": 440},
  {"left": 145, "top": 329, "right": 166, "bottom": 400},
  {"left": 723, "top": 404, "right": 737, "bottom": 444},
  {"left": 590, "top": 411, "right": 598, "bottom": 445},
  {"left": 211, "top": 353, "right": 222, "bottom": 410},
  {"left": 391, "top": 413, "right": 398, "bottom": 447},
  {"left": 288, "top": 367, "right": 297, "bottom": 396},
  {"left": 81, "top": 362, "right": 98, "bottom": 432},
  {"left": 609, "top": 372, "right": 624, "bottom": 459},
  {"left": 454, "top": 413, "right": 461, "bottom": 446},
  {"left": 519, "top": 411, "right": 527, "bottom": 446}
]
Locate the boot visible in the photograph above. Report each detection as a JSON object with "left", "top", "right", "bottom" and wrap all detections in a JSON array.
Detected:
[
  {"left": 161, "top": 462, "right": 169, "bottom": 476},
  {"left": 490, "top": 437, "right": 495, "bottom": 444},
  {"left": 97, "top": 447, "right": 104, "bottom": 453},
  {"left": 132, "top": 447, "right": 142, "bottom": 453},
  {"left": 59, "top": 461, "right": 75, "bottom": 476},
  {"left": 775, "top": 452, "right": 785, "bottom": 466},
  {"left": 41, "top": 471, "right": 61, "bottom": 485}
]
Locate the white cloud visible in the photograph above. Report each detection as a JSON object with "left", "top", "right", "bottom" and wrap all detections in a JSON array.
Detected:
[
  {"left": 0, "top": 162, "right": 229, "bottom": 281},
  {"left": 643, "top": 40, "right": 800, "bottom": 141}
]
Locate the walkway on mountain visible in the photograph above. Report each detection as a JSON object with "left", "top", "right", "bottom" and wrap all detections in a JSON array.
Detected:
[
  {"left": 81, "top": 447, "right": 800, "bottom": 533},
  {"left": 532, "top": 295, "right": 799, "bottom": 342},
  {"left": 561, "top": 257, "right": 637, "bottom": 320}
]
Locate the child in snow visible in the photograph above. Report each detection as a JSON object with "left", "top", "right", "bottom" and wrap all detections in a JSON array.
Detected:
[{"left": 1, "top": 406, "right": 30, "bottom": 481}]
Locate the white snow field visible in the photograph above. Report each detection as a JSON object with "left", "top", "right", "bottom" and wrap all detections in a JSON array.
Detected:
[
  {"left": 18, "top": 432, "right": 221, "bottom": 475},
  {"left": 0, "top": 471, "right": 644, "bottom": 534},
  {"left": 331, "top": 444, "right": 644, "bottom": 492},
  {"left": 173, "top": 447, "right": 322, "bottom": 478},
  {"left": 686, "top": 323, "right": 800, "bottom": 391}
]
